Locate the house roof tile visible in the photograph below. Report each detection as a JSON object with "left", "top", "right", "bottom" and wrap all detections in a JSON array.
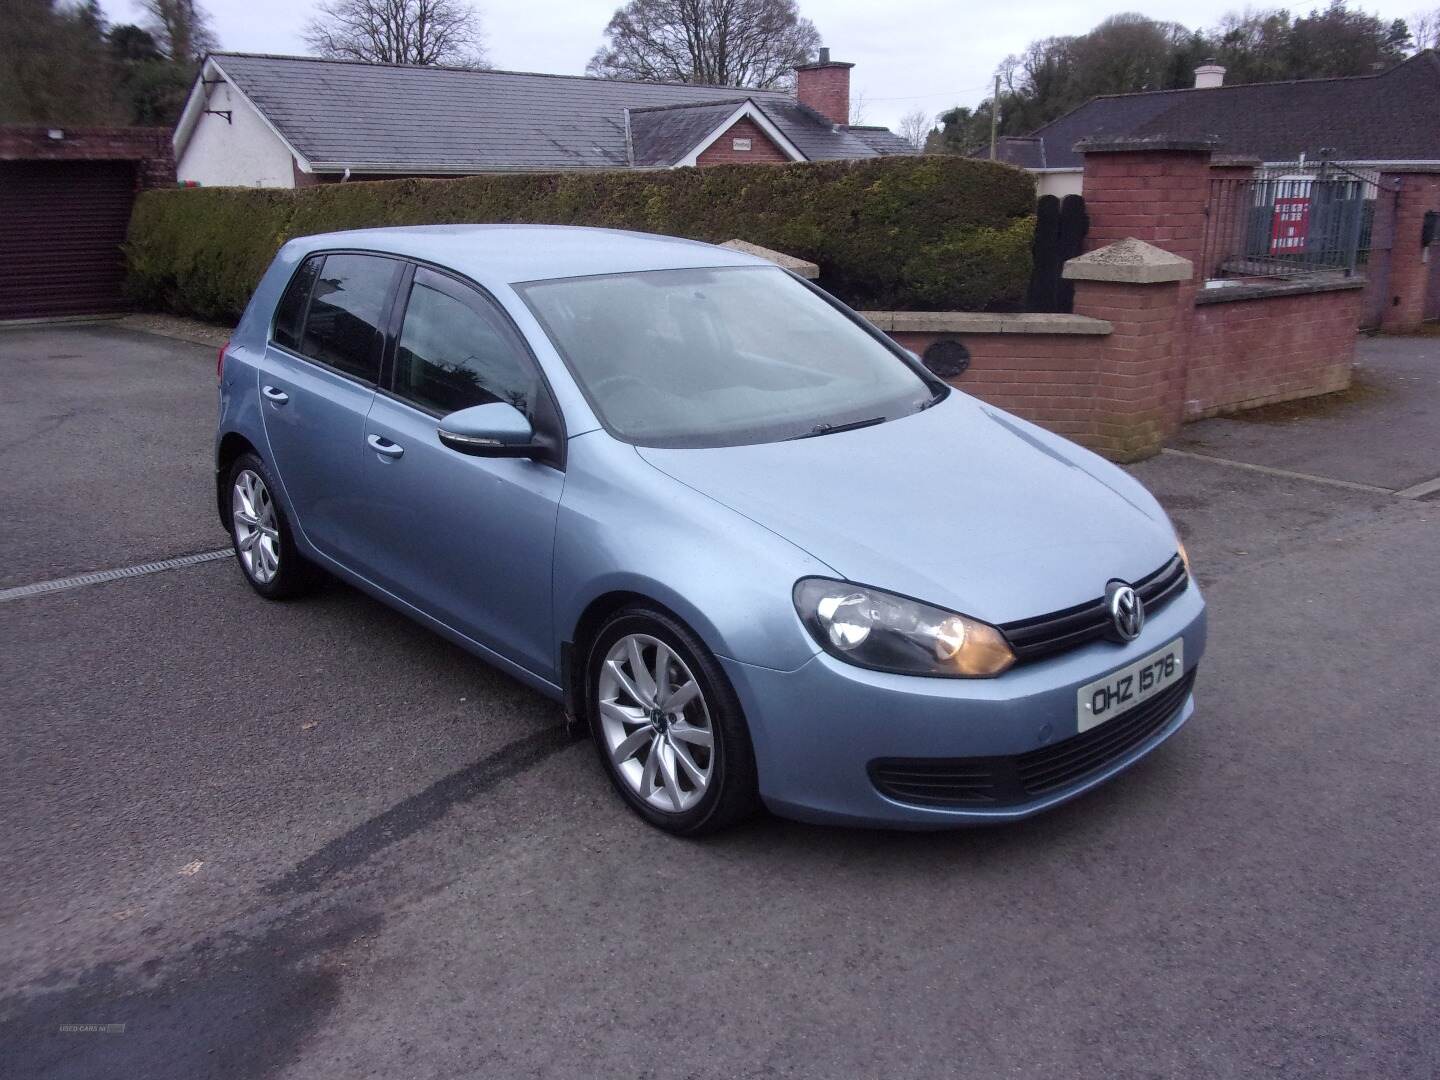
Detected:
[
  {"left": 205, "top": 53, "right": 903, "bottom": 172},
  {"left": 751, "top": 101, "right": 886, "bottom": 160},
  {"left": 846, "top": 126, "right": 920, "bottom": 156},
  {"left": 1017, "top": 50, "right": 1440, "bottom": 169},
  {"left": 628, "top": 101, "right": 748, "bottom": 166}
]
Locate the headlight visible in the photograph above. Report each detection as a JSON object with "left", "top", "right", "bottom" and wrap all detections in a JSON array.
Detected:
[
  {"left": 793, "top": 578, "right": 1015, "bottom": 678},
  {"left": 1176, "top": 536, "right": 1192, "bottom": 575}
]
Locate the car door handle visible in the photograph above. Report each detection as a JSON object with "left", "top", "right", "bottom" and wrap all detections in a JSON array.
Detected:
[
  {"left": 261, "top": 385, "right": 290, "bottom": 404},
  {"left": 366, "top": 434, "right": 404, "bottom": 459}
]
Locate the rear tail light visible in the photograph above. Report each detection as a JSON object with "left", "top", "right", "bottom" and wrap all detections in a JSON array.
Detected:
[{"left": 217, "top": 340, "right": 230, "bottom": 382}]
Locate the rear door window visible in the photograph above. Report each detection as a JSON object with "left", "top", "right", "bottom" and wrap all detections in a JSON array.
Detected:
[{"left": 297, "top": 253, "right": 397, "bottom": 383}]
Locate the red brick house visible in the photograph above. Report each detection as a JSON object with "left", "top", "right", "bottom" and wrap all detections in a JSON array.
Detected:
[{"left": 172, "top": 48, "right": 912, "bottom": 188}]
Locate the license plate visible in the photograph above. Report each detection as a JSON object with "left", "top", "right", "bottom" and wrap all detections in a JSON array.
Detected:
[{"left": 1077, "top": 640, "right": 1184, "bottom": 733}]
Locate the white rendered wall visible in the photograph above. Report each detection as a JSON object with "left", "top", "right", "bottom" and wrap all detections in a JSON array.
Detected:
[
  {"left": 1036, "top": 170, "right": 1084, "bottom": 199},
  {"left": 177, "top": 81, "right": 297, "bottom": 188}
]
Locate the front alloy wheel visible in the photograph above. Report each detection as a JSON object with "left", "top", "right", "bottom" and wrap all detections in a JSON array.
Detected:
[
  {"left": 598, "top": 633, "right": 715, "bottom": 813},
  {"left": 588, "top": 609, "right": 759, "bottom": 835}
]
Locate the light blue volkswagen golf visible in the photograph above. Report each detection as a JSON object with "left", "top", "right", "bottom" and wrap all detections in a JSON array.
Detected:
[{"left": 217, "top": 225, "right": 1205, "bottom": 834}]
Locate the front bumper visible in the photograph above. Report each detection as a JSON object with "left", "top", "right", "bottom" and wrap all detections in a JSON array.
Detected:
[{"left": 720, "top": 584, "right": 1207, "bottom": 828}]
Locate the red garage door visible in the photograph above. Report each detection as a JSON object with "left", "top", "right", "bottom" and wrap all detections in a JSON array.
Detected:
[{"left": 0, "top": 160, "right": 138, "bottom": 320}]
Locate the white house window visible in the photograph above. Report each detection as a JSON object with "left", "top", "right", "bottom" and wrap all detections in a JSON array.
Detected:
[{"left": 732, "top": 138, "right": 752, "bottom": 151}]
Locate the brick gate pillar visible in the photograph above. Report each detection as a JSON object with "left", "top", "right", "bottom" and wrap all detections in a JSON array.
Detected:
[
  {"left": 1077, "top": 138, "right": 1215, "bottom": 265},
  {"left": 1060, "top": 139, "right": 1221, "bottom": 459},
  {"left": 1063, "top": 239, "right": 1194, "bottom": 460},
  {"left": 1075, "top": 138, "right": 1215, "bottom": 334},
  {"left": 1377, "top": 170, "right": 1440, "bottom": 332}
]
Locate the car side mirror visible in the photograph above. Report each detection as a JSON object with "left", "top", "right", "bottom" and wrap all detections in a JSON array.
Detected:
[{"left": 437, "top": 402, "right": 537, "bottom": 457}]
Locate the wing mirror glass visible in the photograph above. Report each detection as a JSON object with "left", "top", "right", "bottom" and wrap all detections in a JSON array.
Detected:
[{"left": 437, "top": 402, "right": 536, "bottom": 457}]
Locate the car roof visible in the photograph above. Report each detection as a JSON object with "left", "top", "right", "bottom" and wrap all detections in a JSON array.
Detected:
[{"left": 284, "top": 224, "right": 772, "bottom": 286}]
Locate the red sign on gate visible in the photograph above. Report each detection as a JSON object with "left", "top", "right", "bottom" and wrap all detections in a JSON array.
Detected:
[{"left": 1270, "top": 196, "right": 1311, "bottom": 254}]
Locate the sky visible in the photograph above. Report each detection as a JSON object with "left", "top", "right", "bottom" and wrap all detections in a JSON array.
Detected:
[{"left": 102, "top": 0, "right": 1426, "bottom": 132}]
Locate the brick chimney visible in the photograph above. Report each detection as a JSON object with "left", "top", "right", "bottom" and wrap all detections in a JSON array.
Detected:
[
  {"left": 795, "top": 48, "right": 854, "bottom": 127},
  {"left": 1194, "top": 62, "right": 1226, "bottom": 89}
]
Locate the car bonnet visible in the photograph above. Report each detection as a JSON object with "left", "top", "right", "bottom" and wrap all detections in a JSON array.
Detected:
[{"left": 635, "top": 393, "right": 1179, "bottom": 626}]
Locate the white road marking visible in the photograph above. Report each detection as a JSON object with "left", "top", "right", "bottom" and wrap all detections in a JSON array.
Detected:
[
  {"left": 0, "top": 549, "right": 232, "bottom": 602},
  {"left": 1159, "top": 448, "right": 1398, "bottom": 495},
  {"left": 1394, "top": 475, "right": 1440, "bottom": 500}
]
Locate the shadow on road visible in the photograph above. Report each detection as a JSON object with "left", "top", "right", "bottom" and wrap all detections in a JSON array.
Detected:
[{"left": 265, "top": 724, "right": 578, "bottom": 898}]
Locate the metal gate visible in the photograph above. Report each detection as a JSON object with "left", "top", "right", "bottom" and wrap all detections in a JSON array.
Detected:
[
  {"left": 0, "top": 160, "right": 138, "bottom": 320},
  {"left": 1201, "top": 161, "right": 1380, "bottom": 283}
]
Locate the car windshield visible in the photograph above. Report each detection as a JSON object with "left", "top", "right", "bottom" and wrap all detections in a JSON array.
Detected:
[{"left": 516, "top": 265, "right": 940, "bottom": 448}]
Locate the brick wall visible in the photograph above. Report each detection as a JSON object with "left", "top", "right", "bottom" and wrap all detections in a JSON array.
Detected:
[
  {"left": 1187, "top": 285, "right": 1362, "bottom": 417},
  {"left": 873, "top": 320, "right": 1111, "bottom": 446},
  {"left": 875, "top": 275, "right": 1362, "bottom": 460},
  {"left": 857, "top": 141, "right": 1368, "bottom": 461},
  {"left": 695, "top": 118, "right": 791, "bottom": 166},
  {"left": 1378, "top": 172, "right": 1440, "bottom": 332},
  {"left": 1078, "top": 141, "right": 1363, "bottom": 436},
  {"left": 0, "top": 126, "right": 174, "bottom": 189}
]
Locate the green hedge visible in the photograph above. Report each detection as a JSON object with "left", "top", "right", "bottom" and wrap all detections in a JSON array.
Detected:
[{"left": 125, "top": 156, "right": 1035, "bottom": 321}]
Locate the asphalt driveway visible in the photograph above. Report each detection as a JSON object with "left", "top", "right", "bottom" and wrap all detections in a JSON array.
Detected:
[
  {"left": 0, "top": 322, "right": 222, "bottom": 587},
  {"left": 1, "top": 323, "right": 1437, "bottom": 1079},
  {"left": 1172, "top": 334, "right": 1440, "bottom": 492}
]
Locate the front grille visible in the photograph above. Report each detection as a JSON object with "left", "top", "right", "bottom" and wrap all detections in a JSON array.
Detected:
[
  {"left": 999, "top": 555, "right": 1189, "bottom": 664},
  {"left": 869, "top": 669, "right": 1196, "bottom": 809},
  {"left": 1015, "top": 670, "right": 1195, "bottom": 795}
]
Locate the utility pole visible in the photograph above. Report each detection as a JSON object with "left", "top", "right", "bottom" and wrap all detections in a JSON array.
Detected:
[{"left": 989, "top": 74, "right": 1000, "bottom": 160}]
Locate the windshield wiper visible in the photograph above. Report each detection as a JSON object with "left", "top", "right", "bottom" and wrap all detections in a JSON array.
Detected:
[{"left": 787, "top": 416, "right": 887, "bottom": 440}]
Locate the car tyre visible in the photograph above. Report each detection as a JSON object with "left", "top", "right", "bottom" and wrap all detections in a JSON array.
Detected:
[
  {"left": 587, "top": 607, "right": 760, "bottom": 835},
  {"left": 226, "top": 452, "right": 318, "bottom": 600}
]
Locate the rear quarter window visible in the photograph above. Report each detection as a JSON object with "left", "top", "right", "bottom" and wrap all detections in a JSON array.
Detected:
[{"left": 272, "top": 255, "right": 320, "bottom": 351}]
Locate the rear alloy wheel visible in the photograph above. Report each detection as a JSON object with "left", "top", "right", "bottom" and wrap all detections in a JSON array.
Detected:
[
  {"left": 226, "top": 452, "right": 316, "bottom": 600},
  {"left": 232, "top": 468, "right": 281, "bottom": 585},
  {"left": 588, "top": 609, "right": 759, "bottom": 834}
]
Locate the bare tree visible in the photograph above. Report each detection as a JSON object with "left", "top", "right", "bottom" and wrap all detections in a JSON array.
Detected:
[
  {"left": 1414, "top": 8, "right": 1440, "bottom": 50},
  {"left": 141, "top": 0, "right": 217, "bottom": 62},
  {"left": 847, "top": 88, "right": 869, "bottom": 125},
  {"left": 586, "top": 0, "right": 821, "bottom": 88},
  {"left": 304, "top": 0, "right": 487, "bottom": 67},
  {"left": 897, "top": 107, "right": 931, "bottom": 151}
]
